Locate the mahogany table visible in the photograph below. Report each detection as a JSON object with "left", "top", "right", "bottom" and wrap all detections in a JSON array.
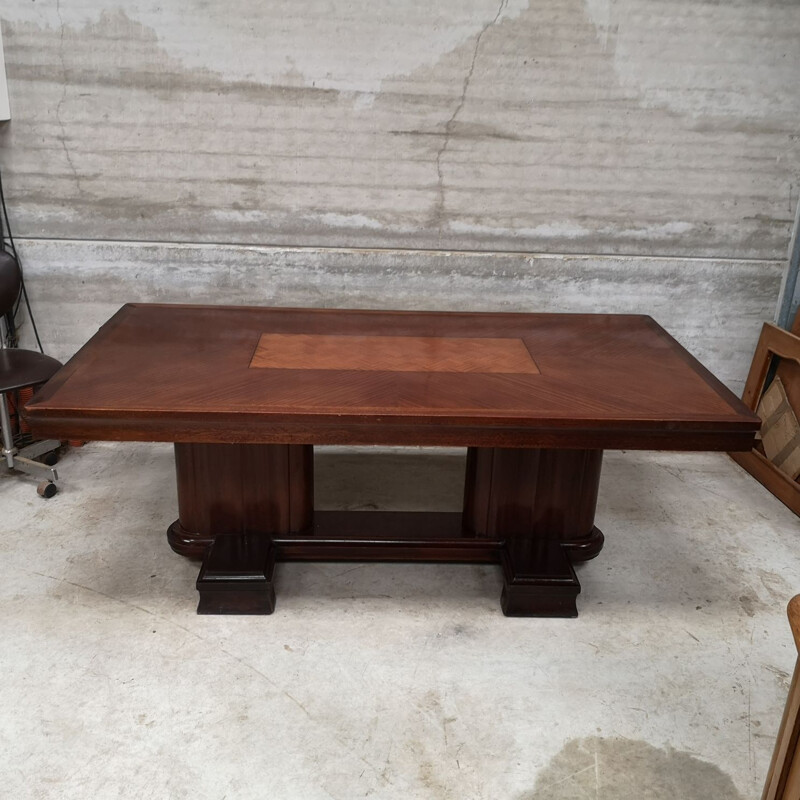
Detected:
[{"left": 25, "top": 304, "right": 759, "bottom": 617}]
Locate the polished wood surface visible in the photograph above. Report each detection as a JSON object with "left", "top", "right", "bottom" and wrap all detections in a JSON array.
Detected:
[
  {"left": 500, "top": 539, "right": 580, "bottom": 618},
  {"left": 197, "top": 526, "right": 581, "bottom": 616},
  {"left": 182, "top": 442, "right": 587, "bottom": 615},
  {"left": 23, "top": 303, "right": 760, "bottom": 616},
  {"left": 169, "top": 443, "right": 313, "bottom": 557},
  {"left": 763, "top": 596, "right": 800, "bottom": 800},
  {"left": 251, "top": 333, "right": 540, "bottom": 374},
  {"left": 463, "top": 447, "right": 604, "bottom": 558},
  {"left": 197, "top": 534, "right": 277, "bottom": 615},
  {"left": 25, "top": 304, "right": 759, "bottom": 449}
]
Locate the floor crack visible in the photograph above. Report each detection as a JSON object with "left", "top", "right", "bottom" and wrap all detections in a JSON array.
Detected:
[
  {"left": 54, "top": 0, "right": 85, "bottom": 196},
  {"left": 432, "top": 0, "right": 508, "bottom": 239}
]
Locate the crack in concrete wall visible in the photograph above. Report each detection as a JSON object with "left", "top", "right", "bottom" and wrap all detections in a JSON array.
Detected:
[
  {"left": 0, "top": 0, "right": 798, "bottom": 379},
  {"left": 0, "top": 2, "right": 797, "bottom": 257},
  {"left": 432, "top": 0, "right": 509, "bottom": 238},
  {"left": 53, "top": 0, "right": 84, "bottom": 198}
]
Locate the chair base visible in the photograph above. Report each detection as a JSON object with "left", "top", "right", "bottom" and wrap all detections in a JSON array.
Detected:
[
  {"left": 2, "top": 439, "right": 61, "bottom": 490},
  {"left": 18, "top": 438, "right": 62, "bottom": 466}
]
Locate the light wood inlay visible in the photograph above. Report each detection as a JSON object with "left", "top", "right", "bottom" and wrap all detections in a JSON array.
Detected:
[{"left": 249, "top": 333, "right": 540, "bottom": 374}]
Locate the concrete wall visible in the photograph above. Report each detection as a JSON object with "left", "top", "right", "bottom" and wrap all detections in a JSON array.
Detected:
[{"left": 1, "top": 1, "right": 798, "bottom": 392}]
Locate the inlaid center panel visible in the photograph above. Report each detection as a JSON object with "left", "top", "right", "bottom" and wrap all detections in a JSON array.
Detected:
[{"left": 250, "top": 333, "right": 539, "bottom": 374}]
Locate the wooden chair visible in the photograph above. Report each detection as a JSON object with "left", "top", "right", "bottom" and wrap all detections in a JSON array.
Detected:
[
  {"left": 763, "top": 595, "right": 800, "bottom": 799},
  {"left": 0, "top": 250, "right": 62, "bottom": 496}
]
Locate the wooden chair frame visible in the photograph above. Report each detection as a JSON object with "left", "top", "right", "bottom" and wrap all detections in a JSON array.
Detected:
[
  {"left": 731, "top": 323, "right": 800, "bottom": 515},
  {"left": 763, "top": 596, "right": 800, "bottom": 799}
]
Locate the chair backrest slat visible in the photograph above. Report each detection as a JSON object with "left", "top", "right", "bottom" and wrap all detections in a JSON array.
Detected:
[{"left": 0, "top": 251, "right": 21, "bottom": 316}]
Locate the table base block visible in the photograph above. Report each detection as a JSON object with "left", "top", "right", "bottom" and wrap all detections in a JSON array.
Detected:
[
  {"left": 500, "top": 540, "right": 580, "bottom": 617},
  {"left": 193, "top": 511, "right": 588, "bottom": 617},
  {"left": 196, "top": 533, "right": 276, "bottom": 615},
  {"left": 173, "top": 443, "right": 604, "bottom": 617}
]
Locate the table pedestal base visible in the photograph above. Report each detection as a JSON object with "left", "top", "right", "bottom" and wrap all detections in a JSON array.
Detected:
[
  {"left": 196, "top": 534, "right": 276, "bottom": 615},
  {"left": 173, "top": 443, "right": 603, "bottom": 617}
]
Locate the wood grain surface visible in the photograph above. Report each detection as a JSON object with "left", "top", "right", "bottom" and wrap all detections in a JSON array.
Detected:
[
  {"left": 250, "top": 333, "right": 539, "bottom": 374},
  {"left": 463, "top": 447, "right": 603, "bottom": 553},
  {"left": 25, "top": 303, "right": 760, "bottom": 449}
]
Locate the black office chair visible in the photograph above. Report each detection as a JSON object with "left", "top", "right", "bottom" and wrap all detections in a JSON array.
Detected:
[{"left": 0, "top": 250, "right": 62, "bottom": 497}]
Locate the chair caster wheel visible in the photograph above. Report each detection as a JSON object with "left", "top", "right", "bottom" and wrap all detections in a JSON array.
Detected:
[
  {"left": 42, "top": 451, "right": 59, "bottom": 466},
  {"left": 37, "top": 481, "right": 57, "bottom": 498}
]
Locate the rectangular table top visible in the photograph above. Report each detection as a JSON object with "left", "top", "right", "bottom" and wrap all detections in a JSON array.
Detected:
[{"left": 25, "top": 303, "right": 759, "bottom": 449}]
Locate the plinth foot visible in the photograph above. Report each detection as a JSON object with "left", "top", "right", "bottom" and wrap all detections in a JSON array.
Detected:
[
  {"left": 500, "top": 540, "right": 580, "bottom": 617},
  {"left": 196, "top": 534, "right": 276, "bottom": 615}
]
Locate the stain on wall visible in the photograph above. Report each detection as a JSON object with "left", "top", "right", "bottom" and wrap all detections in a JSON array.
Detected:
[
  {"left": 0, "top": 0, "right": 797, "bottom": 375},
  {"left": 0, "top": 1, "right": 797, "bottom": 256}
]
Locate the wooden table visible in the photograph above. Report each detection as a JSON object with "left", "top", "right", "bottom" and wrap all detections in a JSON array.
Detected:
[{"left": 25, "top": 304, "right": 759, "bottom": 617}]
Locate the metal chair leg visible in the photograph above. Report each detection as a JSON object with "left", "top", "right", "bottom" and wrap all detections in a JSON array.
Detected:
[
  {"left": 0, "top": 390, "right": 59, "bottom": 493},
  {"left": 18, "top": 438, "right": 62, "bottom": 462},
  {"left": 0, "top": 391, "right": 16, "bottom": 469}
]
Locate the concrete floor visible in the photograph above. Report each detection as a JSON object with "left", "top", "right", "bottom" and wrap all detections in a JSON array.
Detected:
[{"left": 1, "top": 442, "right": 798, "bottom": 799}]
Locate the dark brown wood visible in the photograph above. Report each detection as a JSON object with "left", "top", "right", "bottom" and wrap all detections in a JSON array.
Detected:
[
  {"left": 26, "top": 416, "right": 757, "bottom": 450},
  {"left": 196, "top": 511, "right": 581, "bottom": 616},
  {"left": 463, "top": 447, "right": 604, "bottom": 559},
  {"left": 462, "top": 446, "right": 600, "bottom": 614},
  {"left": 731, "top": 323, "right": 800, "bottom": 517},
  {"left": 174, "top": 440, "right": 598, "bottom": 615},
  {"left": 169, "top": 442, "right": 313, "bottom": 558},
  {"left": 500, "top": 540, "right": 580, "bottom": 617},
  {"left": 21, "top": 303, "right": 762, "bottom": 616},
  {"left": 196, "top": 534, "right": 276, "bottom": 615},
  {"left": 25, "top": 304, "right": 759, "bottom": 450},
  {"left": 284, "top": 510, "right": 498, "bottom": 562}
]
